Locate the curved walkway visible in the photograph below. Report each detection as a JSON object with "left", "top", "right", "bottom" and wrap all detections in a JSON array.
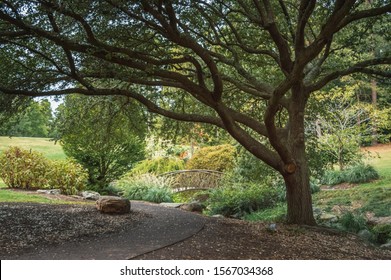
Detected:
[{"left": 15, "top": 201, "right": 206, "bottom": 260}]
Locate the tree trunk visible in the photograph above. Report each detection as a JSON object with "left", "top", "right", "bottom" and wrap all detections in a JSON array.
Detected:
[
  {"left": 371, "top": 79, "right": 378, "bottom": 145},
  {"left": 283, "top": 85, "right": 316, "bottom": 225},
  {"left": 283, "top": 151, "right": 316, "bottom": 225}
]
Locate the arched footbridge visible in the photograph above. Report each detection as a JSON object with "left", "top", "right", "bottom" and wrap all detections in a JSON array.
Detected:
[{"left": 159, "top": 169, "right": 224, "bottom": 193}]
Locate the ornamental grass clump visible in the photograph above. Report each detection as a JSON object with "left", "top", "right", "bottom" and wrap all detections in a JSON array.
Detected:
[
  {"left": 206, "top": 183, "right": 281, "bottom": 218},
  {"left": 117, "top": 173, "right": 173, "bottom": 203}
]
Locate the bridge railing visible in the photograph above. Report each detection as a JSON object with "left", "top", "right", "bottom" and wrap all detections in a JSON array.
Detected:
[{"left": 159, "top": 169, "right": 224, "bottom": 192}]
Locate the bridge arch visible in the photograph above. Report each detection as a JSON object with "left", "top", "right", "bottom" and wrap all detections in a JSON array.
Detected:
[{"left": 159, "top": 169, "right": 224, "bottom": 193}]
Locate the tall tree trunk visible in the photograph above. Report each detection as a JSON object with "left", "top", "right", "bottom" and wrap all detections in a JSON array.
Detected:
[
  {"left": 283, "top": 166, "right": 316, "bottom": 225},
  {"left": 371, "top": 79, "right": 378, "bottom": 145},
  {"left": 282, "top": 85, "right": 316, "bottom": 225},
  {"left": 282, "top": 138, "right": 316, "bottom": 225}
]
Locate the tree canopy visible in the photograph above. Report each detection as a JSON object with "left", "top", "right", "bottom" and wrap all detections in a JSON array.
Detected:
[{"left": 0, "top": 0, "right": 390, "bottom": 224}]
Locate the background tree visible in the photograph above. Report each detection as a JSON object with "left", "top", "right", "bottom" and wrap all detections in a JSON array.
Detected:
[
  {"left": 0, "top": 99, "right": 53, "bottom": 137},
  {"left": 0, "top": 1, "right": 390, "bottom": 224},
  {"left": 55, "top": 95, "right": 146, "bottom": 191}
]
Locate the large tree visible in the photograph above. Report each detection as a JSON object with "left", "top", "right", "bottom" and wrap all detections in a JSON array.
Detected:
[{"left": 0, "top": 0, "right": 390, "bottom": 224}]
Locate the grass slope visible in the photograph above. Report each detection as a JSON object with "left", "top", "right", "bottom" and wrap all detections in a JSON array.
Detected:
[
  {"left": 0, "top": 136, "right": 66, "bottom": 160},
  {"left": 0, "top": 189, "right": 90, "bottom": 205},
  {"left": 246, "top": 144, "right": 391, "bottom": 221},
  {"left": 313, "top": 144, "right": 391, "bottom": 217},
  {"left": 364, "top": 144, "right": 391, "bottom": 180}
]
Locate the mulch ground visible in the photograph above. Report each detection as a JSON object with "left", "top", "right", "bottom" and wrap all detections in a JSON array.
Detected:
[
  {"left": 134, "top": 218, "right": 391, "bottom": 260},
  {"left": 0, "top": 192, "right": 390, "bottom": 260}
]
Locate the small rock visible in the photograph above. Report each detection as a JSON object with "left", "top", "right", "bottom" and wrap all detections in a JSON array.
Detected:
[
  {"left": 268, "top": 223, "right": 277, "bottom": 232},
  {"left": 358, "top": 229, "right": 373, "bottom": 241},
  {"left": 80, "top": 191, "right": 100, "bottom": 201},
  {"left": 313, "top": 207, "right": 322, "bottom": 215},
  {"left": 180, "top": 202, "right": 204, "bottom": 213},
  {"left": 380, "top": 241, "right": 391, "bottom": 250},
  {"left": 160, "top": 203, "right": 183, "bottom": 208},
  {"left": 319, "top": 213, "right": 338, "bottom": 222},
  {"left": 193, "top": 193, "right": 210, "bottom": 203},
  {"left": 96, "top": 196, "right": 130, "bottom": 214},
  {"left": 365, "top": 212, "right": 391, "bottom": 226},
  {"left": 37, "top": 189, "right": 61, "bottom": 195},
  {"left": 212, "top": 214, "right": 224, "bottom": 218}
]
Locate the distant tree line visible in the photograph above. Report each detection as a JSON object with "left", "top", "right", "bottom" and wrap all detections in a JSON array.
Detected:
[{"left": 0, "top": 99, "right": 53, "bottom": 138}]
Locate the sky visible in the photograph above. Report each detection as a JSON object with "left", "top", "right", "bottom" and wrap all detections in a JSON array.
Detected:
[{"left": 34, "top": 96, "right": 63, "bottom": 112}]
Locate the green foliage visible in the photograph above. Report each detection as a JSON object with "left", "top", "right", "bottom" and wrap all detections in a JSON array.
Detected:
[
  {"left": 321, "top": 164, "right": 379, "bottom": 185},
  {"left": 371, "top": 224, "right": 391, "bottom": 244},
  {"left": 321, "top": 170, "right": 346, "bottom": 186},
  {"left": 186, "top": 144, "right": 236, "bottom": 172},
  {"left": 172, "top": 190, "right": 207, "bottom": 203},
  {"left": 343, "top": 164, "right": 379, "bottom": 184},
  {"left": 46, "top": 159, "right": 88, "bottom": 195},
  {"left": 244, "top": 203, "right": 287, "bottom": 222},
  {"left": 88, "top": 182, "right": 120, "bottom": 196},
  {"left": 130, "top": 157, "right": 185, "bottom": 175},
  {"left": 205, "top": 183, "right": 281, "bottom": 218},
  {"left": 116, "top": 173, "right": 173, "bottom": 203},
  {"left": 0, "top": 146, "right": 48, "bottom": 189},
  {"left": 56, "top": 95, "right": 146, "bottom": 190},
  {"left": 338, "top": 212, "right": 367, "bottom": 233},
  {"left": 0, "top": 99, "right": 53, "bottom": 137},
  {"left": 230, "top": 148, "right": 277, "bottom": 183}
]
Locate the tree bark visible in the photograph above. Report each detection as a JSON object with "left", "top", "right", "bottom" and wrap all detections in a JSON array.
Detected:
[
  {"left": 281, "top": 85, "right": 316, "bottom": 225},
  {"left": 371, "top": 79, "right": 378, "bottom": 145},
  {"left": 283, "top": 164, "right": 316, "bottom": 225}
]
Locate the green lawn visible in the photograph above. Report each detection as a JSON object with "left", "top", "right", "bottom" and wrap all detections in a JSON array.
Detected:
[
  {"left": 0, "top": 136, "right": 66, "bottom": 160},
  {"left": 0, "top": 189, "right": 91, "bottom": 205},
  {"left": 364, "top": 144, "right": 391, "bottom": 181}
]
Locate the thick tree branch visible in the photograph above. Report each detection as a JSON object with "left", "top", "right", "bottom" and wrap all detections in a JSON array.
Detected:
[
  {"left": 338, "top": 4, "right": 391, "bottom": 31},
  {"left": 307, "top": 57, "right": 391, "bottom": 93}
]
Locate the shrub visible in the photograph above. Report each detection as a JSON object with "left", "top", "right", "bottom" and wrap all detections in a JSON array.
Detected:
[
  {"left": 116, "top": 173, "right": 173, "bottom": 203},
  {"left": 244, "top": 203, "right": 287, "bottom": 222},
  {"left": 0, "top": 146, "right": 49, "bottom": 189},
  {"left": 130, "top": 157, "right": 185, "bottom": 175},
  {"left": 339, "top": 212, "right": 367, "bottom": 233},
  {"left": 186, "top": 144, "right": 236, "bottom": 171},
  {"left": 321, "top": 164, "right": 379, "bottom": 186},
  {"left": 321, "top": 170, "right": 345, "bottom": 185},
  {"left": 205, "top": 183, "right": 281, "bottom": 218},
  {"left": 310, "top": 179, "right": 321, "bottom": 194},
  {"left": 343, "top": 164, "right": 379, "bottom": 184},
  {"left": 46, "top": 159, "right": 88, "bottom": 195},
  {"left": 371, "top": 224, "right": 391, "bottom": 244}
]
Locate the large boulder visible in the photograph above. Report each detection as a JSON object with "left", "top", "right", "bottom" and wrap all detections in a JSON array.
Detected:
[{"left": 96, "top": 196, "right": 131, "bottom": 214}]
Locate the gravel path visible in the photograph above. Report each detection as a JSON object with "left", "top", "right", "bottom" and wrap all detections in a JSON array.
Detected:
[{"left": 0, "top": 201, "right": 206, "bottom": 260}]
